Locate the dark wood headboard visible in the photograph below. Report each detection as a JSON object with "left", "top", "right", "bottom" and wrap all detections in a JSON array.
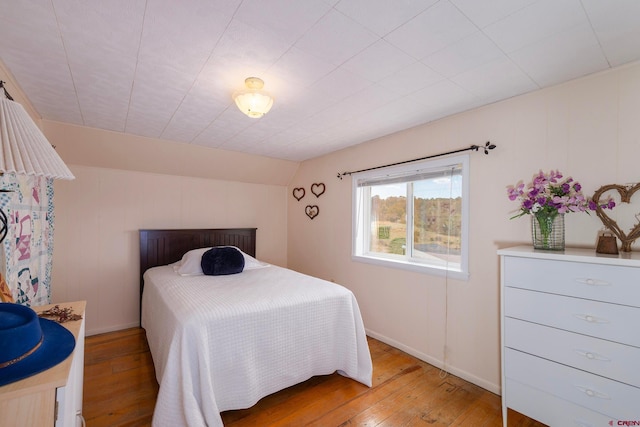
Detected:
[{"left": 139, "top": 228, "right": 257, "bottom": 322}]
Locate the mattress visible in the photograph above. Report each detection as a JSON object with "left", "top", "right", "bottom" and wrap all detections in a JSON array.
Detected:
[{"left": 141, "top": 264, "right": 372, "bottom": 427}]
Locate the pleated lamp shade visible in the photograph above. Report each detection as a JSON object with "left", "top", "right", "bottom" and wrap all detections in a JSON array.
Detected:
[{"left": 0, "top": 96, "right": 74, "bottom": 180}]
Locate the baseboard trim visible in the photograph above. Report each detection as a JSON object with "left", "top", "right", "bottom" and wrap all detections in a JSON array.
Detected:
[
  {"left": 86, "top": 321, "right": 140, "bottom": 337},
  {"left": 365, "top": 328, "right": 501, "bottom": 395}
]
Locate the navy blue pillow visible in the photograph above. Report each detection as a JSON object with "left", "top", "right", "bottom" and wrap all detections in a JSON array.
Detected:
[{"left": 201, "top": 247, "right": 245, "bottom": 276}]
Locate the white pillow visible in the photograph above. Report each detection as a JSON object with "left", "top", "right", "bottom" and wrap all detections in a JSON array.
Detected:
[{"left": 172, "top": 246, "right": 268, "bottom": 276}]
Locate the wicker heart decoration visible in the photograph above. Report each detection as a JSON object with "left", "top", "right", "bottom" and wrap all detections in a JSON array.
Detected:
[
  {"left": 311, "top": 183, "right": 325, "bottom": 198},
  {"left": 592, "top": 183, "right": 640, "bottom": 252},
  {"left": 305, "top": 205, "right": 319, "bottom": 219},
  {"left": 293, "top": 187, "right": 305, "bottom": 201}
]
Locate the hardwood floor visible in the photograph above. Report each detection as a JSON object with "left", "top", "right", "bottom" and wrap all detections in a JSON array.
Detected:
[{"left": 83, "top": 327, "right": 545, "bottom": 426}]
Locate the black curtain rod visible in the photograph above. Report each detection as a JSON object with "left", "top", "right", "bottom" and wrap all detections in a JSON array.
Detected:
[{"left": 337, "top": 141, "right": 496, "bottom": 180}]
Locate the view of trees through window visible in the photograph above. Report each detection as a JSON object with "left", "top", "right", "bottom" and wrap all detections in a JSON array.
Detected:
[
  {"left": 369, "top": 191, "right": 462, "bottom": 264},
  {"left": 353, "top": 156, "right": 467, "bottom": 276}
]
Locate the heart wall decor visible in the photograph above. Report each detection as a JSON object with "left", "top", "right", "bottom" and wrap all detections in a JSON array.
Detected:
[
  {"left": 292, "top": 187, "right": 305, "bottom": 201},
  {"left": 311, "top": 183, "right": 326, "bottom": 198},
  {"left": 305, "top": 205, "right": 319, "bottom": 220},
  {"left": 592, "top": 183, "right": 640, "bottom": 252}
]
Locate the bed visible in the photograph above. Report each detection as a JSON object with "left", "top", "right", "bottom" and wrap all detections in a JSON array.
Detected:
[{"left": 139, "top": 228, "right": 373, "bottom": 427}]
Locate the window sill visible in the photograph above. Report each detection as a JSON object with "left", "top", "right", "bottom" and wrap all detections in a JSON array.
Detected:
[{"left": 352, "top": 254, "right": 469, "bottom": 280}]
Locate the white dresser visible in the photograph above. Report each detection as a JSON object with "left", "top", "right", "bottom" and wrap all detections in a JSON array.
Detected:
[
  {"left": 498, "top": 246, "right": 640, "bottom": 427},
  {"left": 0, "top": 301, "right": 86, "bottom": 427}
]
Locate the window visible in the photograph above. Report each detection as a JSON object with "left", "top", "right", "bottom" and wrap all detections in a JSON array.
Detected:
[{"left": 352, "top": 154, "right": 469, "bottom": 279}]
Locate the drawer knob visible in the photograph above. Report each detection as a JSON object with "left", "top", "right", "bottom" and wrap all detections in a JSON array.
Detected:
[
  {"left": 574, "top": 349, "right": 611, "bottom": 362},
  {"left": 573, "top": 313, "right": 610, "bottom": 324},
  {"left": 575, "top": 385, "right": 610, "bottom": 399},
  {"left": 575, "top": 278, "right": 610, "bottom": 286}
]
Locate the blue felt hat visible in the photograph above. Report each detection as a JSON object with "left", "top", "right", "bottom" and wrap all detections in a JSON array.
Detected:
[{"left": 0, "top": 302, "right": 76, "bottom": 386}]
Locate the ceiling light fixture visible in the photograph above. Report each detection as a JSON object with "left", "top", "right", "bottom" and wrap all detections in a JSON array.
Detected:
[{"left": 233, "top": 77, "right": 274, "bottom": 118}]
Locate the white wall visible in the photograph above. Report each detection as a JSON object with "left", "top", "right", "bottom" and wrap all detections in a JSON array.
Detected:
[
  {"left": 40, "top": 121, "right": 298, "bottom": 336},
  {"left": 287, "top": 62, "right": 640, "bottom": 393},
  {"left": 51, "top": 165, "right": 289, "bottom": 335}
]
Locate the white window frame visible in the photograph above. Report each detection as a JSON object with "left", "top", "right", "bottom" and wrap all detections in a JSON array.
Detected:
[{"left": 351, "top": 154, "right": 469, "bottom": 280}]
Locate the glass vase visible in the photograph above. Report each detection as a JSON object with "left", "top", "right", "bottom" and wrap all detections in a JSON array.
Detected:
[{"left": 531, "top": 213, "right": 565, "bottom": 250}]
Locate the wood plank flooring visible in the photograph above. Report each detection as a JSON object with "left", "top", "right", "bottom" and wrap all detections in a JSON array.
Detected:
[{"left": 83, "top": 327, "right": 545, "bottom": 426}]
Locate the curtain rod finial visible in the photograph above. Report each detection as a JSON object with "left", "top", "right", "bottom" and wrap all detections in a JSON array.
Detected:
[{"left": 483, "top": 141, "right": 496, "bottom": 154}]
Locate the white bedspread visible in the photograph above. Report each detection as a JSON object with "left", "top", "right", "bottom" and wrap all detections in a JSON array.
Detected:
[{"left": 141, "top": 265, "right": 372, "bottom": 427}]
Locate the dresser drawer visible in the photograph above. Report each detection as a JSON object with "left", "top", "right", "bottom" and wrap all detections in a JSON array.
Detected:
[
  {"left": 504, "top": 317, "right": 640, "bottom": 387},
  {"left": 505, "top": 378, "right": 616, "bottom": 427},
  {"left": 505, "top": 349, "right": 640, "bottom": 419},
  {"left": 504, "top": 287, "right": 640, "bottom": 347},
  {"left": 503, "top": 256, "right": 640, "bottom": 307}
]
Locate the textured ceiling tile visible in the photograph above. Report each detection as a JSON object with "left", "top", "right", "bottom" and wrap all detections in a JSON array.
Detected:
[
  {"left": 267, "top": 46, "right": 336, "bottom": 89},
  {"left": 483, "top": 0, "right": 587, "bottom": 53},
  {"left": 190, "top": 125, "right": 237, "bottom": 148},
  {"left": 21, "top": 0, "right": 143, "bottom": 127},
  {"left": 2, "top": 0, "right": 640, "bottom": 162},
  {"left": 354, "top": 99, "right": 428, "bottom": 134},
  {"left": 75, "top": 78, "right": 131, "bottom": 132},
  {"left": 341, "top": 83, "right": 400, "bottom": 113},
  {"left": 384, "top": 1, "right": 477, "bottom": 60},
  {"left": 234, "top": 0, "right": 331, "bottom": 45},
  {"left": 125, "top": 63, "right": 194, "bottom": 137},
  {"left": 335, "top": 0, "right": 438, "bottom": 36},
  {"left": 451, "top": 0, "right": 539, "bottom": 28},
  {"left": 294, "top": 9, "right": 379, "bottom": 66},
  {"left": 67, "top": 55, "right": 137, "bottom": 132},
  {"left": 221, "top": 132, "right": 267, "bottom": 150},
  {"left": 422, "top": 31, "right": 505, "bottom": 78},
  {"left": 303, "top": 83, "right": 399, "bottom": 134},
  {"left": 0, "top": 5, "right": 79, "bottom": 122},
  {"left": 510, "top": 23, "right": 610, "bottom": 87},
  {"left": 54, "top": 0, "right": 145, "bottom": 60},
  {"left": 410, "top": 79, "right": 479, "bottom": 111},
  {"left": 250, "top": 108, "right": 306, "bottom": 132},
  {"left": 342, "top": 40, "right": 417, "bottom": 82},
  {"left": 298, "top": 102, "right": 357, "bottom": 131},
  {"left": 191, "top": 108, "right": 252, "bottom": 146},
  {"left": 378, "top": 61, "right": 444, "bottom": 96},
  {"left": 451, "top": 57, "right": 537, "bottom": 100},
  {"left": 582, "top": 0, "right": 640, "bottom": 67},
  {"left": 1, "top": 49, "right": 82, "bottom": 123},
  {"left": 196, "top": 56, "right": 267, "bottom": 105},
  {"left": 161, "top": 97, "right": 228, "bottom": 143},
  {"left": 278, "top": 85, "right": 341, "bottom": 123},
  {"left": 309, "top": 67, "right": 374, "bottom": 102},
  {"left": 212, "top": 19, "right": 292, "bottom": 69},
  {"left": 290, "top": 110, "right": 345, "bottom": 136},
  {"left": 263, "top": 127, "right": 315, "bottom": 148},
  {"left": 3, "top": 0, "right": 53, "bottom": 22},
  {"left": 139, "top": 0, "right": 234, "bottom": 75}
]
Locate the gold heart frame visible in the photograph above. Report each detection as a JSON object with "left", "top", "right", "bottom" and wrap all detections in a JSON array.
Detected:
[{"left": 592, "top": 183, "right": 640, "bottom": 252}]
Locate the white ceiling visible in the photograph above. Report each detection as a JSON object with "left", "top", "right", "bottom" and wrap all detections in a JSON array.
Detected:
[{"left": 1, "top": 0, "right": 639, "bottom": 162}]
